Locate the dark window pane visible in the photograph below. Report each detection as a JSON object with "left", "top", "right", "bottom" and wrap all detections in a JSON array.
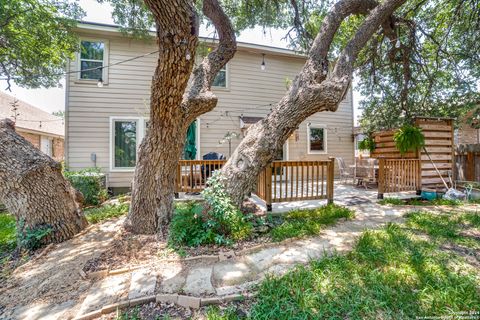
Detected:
[
  {"left": 80, "top": 61, "right": 103, "bottom": 79},
  {"left": 115, "top": 121, "right": 137, "bottom": 168},
  {"left": 213, "top": 70, "right": 226, "bottom": 87},
  {"left": 310, "top": 127, "right": 325, "bottom": 151},
  {"left": 81, "top": 41, "right": 104, "bottom": 60}
]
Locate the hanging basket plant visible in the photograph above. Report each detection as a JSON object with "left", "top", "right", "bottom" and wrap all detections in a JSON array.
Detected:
[
  {"left": 393, "top": 124, "right": 425, "bottom": 155},
  {"left": 358, "top": 136, "right": 376, "bottom": 153}
]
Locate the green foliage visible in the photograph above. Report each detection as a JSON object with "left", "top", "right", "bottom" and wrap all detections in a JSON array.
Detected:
[
  {"left": 169, "top": 172, "right": 252, "bottom": 247},
  {"left": 0, "top": 213, "right": 16, "bottom": 252},
  {"left": 0, "top": 0, "right": 84, "bottom": 88},
  {"left": 84, "top": 203, "right": 129, "bottom": 224},
  {"left": 64, "top": 168, "right": 108, "bottom": 206},
  {"left": 248, "top": 220, "right": 480, "bottom": 319},
  {"left": 17, "top": 220, "right": 52, "bottom": 251},
  {"left": 379, "top": 197, "right": 462, "bottom": 206},
  {"left": 393, "top": 125, "right": 425, "bottom": 155},
  {"left": 269, "top": 205, "right": 354, "bottom": 242},
  {"left": 205, "top": 305, "right": 245, "bottom": 320},
  {"left": 358, "top": 136, "right": 376, "bottom": 152}
]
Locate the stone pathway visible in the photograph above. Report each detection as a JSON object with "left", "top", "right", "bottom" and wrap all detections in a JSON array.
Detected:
[
  {"left": 73, "top": 200, "right": 412, "bottom": 317},
  {"left": 4, "top": 194, "right": 463, "bottom": 320}
]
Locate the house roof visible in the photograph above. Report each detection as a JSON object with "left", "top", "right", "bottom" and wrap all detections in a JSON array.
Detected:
[
  {"left": 75, "top": 21, "right": 307, "bottom": 59},
  {"left": 0, "top": 92, "right": 64, "bottom": 138}
]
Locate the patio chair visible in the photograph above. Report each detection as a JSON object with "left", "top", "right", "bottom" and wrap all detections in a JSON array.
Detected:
[
  {"left": 355, "top": 158, "right": 377, "bottom": 189},
  {"left": 336, "top": 157, "right": 354, "bottom": 184}
]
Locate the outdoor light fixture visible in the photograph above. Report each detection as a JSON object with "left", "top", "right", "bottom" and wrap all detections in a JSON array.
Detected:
[
  {"left": 97, "top": 77, "right": 104, "bottom": 87},
  {"left": 261, "top": 54, "right": 266, "bottom": 71}
]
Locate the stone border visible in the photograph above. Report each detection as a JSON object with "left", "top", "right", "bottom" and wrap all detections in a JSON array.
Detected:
[
  {"left": 74, "top": 293, "right": 249, "bottom": 320},
  {"left": 85, "top": 238, "right": 304, "bottom": 280}
]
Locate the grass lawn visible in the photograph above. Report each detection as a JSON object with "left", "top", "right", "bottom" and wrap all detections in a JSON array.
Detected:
[
  {"left": 268, "top": 204, "right": 354, "bottom": 242},
  {"left": 208, "top": 209, "right": 480, "bottom": 319},
  {"left": 0, "top": 213, "right": 16, "bottom": 252},
  {"left": 379, "top": 197, "right": 463, "bottom": 206}
]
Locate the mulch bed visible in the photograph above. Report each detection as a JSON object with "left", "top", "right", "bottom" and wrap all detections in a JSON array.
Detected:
[{"left": 83, "top": 200, "right": 274, "bottom": 273}]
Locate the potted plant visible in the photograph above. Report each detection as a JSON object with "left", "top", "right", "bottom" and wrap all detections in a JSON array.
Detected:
[{"left": 393, "top": 124, "right": 425, "bottom": 155}]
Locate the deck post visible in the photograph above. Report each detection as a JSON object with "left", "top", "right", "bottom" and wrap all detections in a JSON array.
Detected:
[
  {"left": 265, "top": 164, "right": 273, "bottom": 211},
  {"left": 416, "top": 158, "right": 422, "bottom": 195},
  {"left": 378, "top": 157, "right": 385, "bottom": 199},
  {"left": 327, "top": 157, "right": 335, "bottom": 204}
]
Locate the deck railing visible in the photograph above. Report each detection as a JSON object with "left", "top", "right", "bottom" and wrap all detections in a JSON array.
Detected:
[
  {"left": 175, "top": 158, "right": 335, "bottom": 211},
  {"left": 175, "top": 160, "right": 227, "bottom": 193},
  {"left": 256, "top": 159, "right": 335, "bottom": 211},
  {"left": 378, "top": 158, "right": 422, "bottom": 198}
]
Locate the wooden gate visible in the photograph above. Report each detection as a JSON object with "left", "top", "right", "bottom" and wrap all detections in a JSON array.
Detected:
[{"left": 377, "top": 159, "right": 422, "bottom": 198}]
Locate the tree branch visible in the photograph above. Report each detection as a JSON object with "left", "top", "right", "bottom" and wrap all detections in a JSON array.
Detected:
[{"left": 182, "top": 0, "right": 237, "bottom": 122}]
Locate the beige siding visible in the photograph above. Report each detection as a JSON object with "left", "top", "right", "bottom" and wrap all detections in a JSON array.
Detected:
[{"left": 67, "top": 31, "right": 353, "bottom": 188}]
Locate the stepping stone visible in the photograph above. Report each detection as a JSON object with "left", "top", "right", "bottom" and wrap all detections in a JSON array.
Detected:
[
  {"left": 128, "top": 269, "right": 157, "bottom": 299},
  {"left": 213, "top": 261, "right": 254, "bottom": 286},
  {"left": 244, "top": 247, "right": 284, "bottom": 271},
  {"left": 78, "top": 273, "right": 130, "bottom": 315},
  {"left": 183, "top": 267, "right": 215, "bottom": 296},
  {"left": 215, "top": 279, "right": 260, "bottom": 296},
  {"left": 158, "top": 263, "right": 185, "bottom": 294}
]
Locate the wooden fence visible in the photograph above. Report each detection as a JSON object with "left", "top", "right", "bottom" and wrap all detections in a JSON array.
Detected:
[
  {"left": 175, "top": 159, "right": 335, "bottom": 211},
  {"left": 377, "top": 159, "right": 422, "bottom": 198},
  {"left": 256, "top": 159, "right": 335, "bottom": 211},
  {"left": 455, "top": 144, "right": 480, "bottom": 182},
  {"left": 372, "top": 117, "right": 454, "bottom": 194}
]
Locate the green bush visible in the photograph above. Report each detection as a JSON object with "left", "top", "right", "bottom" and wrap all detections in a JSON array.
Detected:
[
  {"left": 0, "top": 213, "right": 16, "bottom": 251},
  {"left": 17, "top": 220, "right": 52, "bottom": 251},
  {"left": 64, "top": 168, "right": 108, "bottom": 206},
  {"left": 169, "top": 171, "right": 252, "bottom": 247}
]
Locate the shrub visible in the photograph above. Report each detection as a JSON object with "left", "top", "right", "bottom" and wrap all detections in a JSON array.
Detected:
[
  {"left": 17, "top": 220, "right": 52, "bottom": 251},
  {"left": 169, "top": 171, "right": 252, "bottom": 247},
  {"left": 358, "top": 136, "right": 376, "bottom": 152},
  {"left": 0, "top": 213, "right": 16, "bottom": 251},
  {"left": 64, "top": 168, "right": 108, "bottom": 206}
]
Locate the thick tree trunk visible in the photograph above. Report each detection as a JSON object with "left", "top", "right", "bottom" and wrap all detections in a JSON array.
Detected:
[
  {"left": 221, "top": 0, "right": 407, "bottom": 205},
  {"left": 0, "top": 119, "right": 87, "bottom": 246},
  {"left": 126, "top": 0, "right": 236, "bottom": 235}
]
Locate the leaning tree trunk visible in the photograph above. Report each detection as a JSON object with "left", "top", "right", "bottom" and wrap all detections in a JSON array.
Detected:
[
  {"left": 221, "top": 0, "right": 407, "bottom": 205},
  {"left": 0, "top": 119, "right": 87, "bottom": 246},
  {"left": 126, "top": 0, "right": 236, "bottom": 234}
]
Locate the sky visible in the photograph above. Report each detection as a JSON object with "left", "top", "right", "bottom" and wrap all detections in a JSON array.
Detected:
[{"left": 0, "top": 0, "right": 362, "bottom": 123}]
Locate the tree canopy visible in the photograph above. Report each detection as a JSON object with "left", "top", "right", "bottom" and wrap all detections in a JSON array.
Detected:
[{"left": 0, "top": 0, "right": 84, "bottom": 90}]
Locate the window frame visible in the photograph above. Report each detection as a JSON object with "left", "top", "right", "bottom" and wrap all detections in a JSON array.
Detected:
[
  {"left": 109, "top": 116, "right": 145, "bottom": 172},
  {"left": 212, "top": 63, "right": 229, "bottom": 90},
  {"left": 307, "top": 123, "right": 328, "bottom": 154},
  {"left": 77, "top": 38, "right": 109, "bottom": 84}
]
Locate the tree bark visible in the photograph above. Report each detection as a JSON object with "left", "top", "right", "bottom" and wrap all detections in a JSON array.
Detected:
[
  {"left": 0, "top": 119, "right": 87, "bottom": 246},
  {"left": 221, "top": 0, "right": 407, "bottom": 206},
  {"left": 126, "top": 0, "right": 236, "bottom": 234}
]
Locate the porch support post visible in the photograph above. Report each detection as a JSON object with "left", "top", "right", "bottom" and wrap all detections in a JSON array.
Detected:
[
  {"left": 378, "top": 157, "right": 385, "bottom": 199},
  {"left": 327, "top": 157, "right": 335, "bottom": 204},
  {"left": 265, "top": 163, "right": 272, "bottom": 212}
]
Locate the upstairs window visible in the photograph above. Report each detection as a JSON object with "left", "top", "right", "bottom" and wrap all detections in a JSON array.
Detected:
[
  {"left": 212, "top": 65, "right": 227, "bottom": 88},
  {"left": 80, "top": 40, "right": 105, "bottom": 80},
  {"left": 307, "top": 125, "right": 327, "bottom": 154}
]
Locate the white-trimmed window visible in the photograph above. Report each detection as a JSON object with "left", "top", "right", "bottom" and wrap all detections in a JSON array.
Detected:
[
  {"left": 79, "top": 40, "right": 107, "bottom": 81},
  {"left": 307, "top": 124, "right": 327, "bottom": 154},
  {"left": 110, "top": 117, "right": 145, "bottom": 171},
  {"left": 212, "top": 64, "right": 227, "bottom": 88}
]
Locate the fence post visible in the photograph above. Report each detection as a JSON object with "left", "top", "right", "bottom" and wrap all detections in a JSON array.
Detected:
[
  {"left": 416, "top": 159, "right": 422, "bottom": 195},
  {"left": 377, "top": 157, "right": 385, "bottom": 199},
  {"left": 466, "top": 151, "right": 475, "bottom": 181},
  {"left": 265, "top": 164, "right": 273, "bottom": 212},
  {"left": 327, "top": 157, "right": 335, "bottom": 204},
  {"left": 175, "top": 162, "right": 181, "bottom": 199}
]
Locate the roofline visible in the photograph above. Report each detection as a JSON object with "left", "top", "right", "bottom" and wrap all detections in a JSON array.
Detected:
[
  {"left": 16, "top": 127, "right": 64, "bottom": 139},
  {"left": 75, "top": 21, "right": 306, "bottom": 59}
]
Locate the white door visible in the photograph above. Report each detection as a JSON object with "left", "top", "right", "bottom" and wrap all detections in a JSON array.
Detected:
[{"left": 40, "top": 136, "right": 53, "bottom": 156}]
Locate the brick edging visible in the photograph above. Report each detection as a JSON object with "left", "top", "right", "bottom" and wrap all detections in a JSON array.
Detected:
[{"left": 74, "top": 293, "right": 249, "bottom": 320}]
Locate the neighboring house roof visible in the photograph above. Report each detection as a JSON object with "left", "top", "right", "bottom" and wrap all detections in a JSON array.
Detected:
[
  {"left": 0, "top": 92, "right": 64, "bottom": 137},
  {"left": 76, "top": 21, "right": 306, "bottom": 59}
]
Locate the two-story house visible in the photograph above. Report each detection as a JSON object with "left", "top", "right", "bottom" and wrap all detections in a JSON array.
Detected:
[{"left": 66, "top": 22, "right": 354, "bottom": 192}]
